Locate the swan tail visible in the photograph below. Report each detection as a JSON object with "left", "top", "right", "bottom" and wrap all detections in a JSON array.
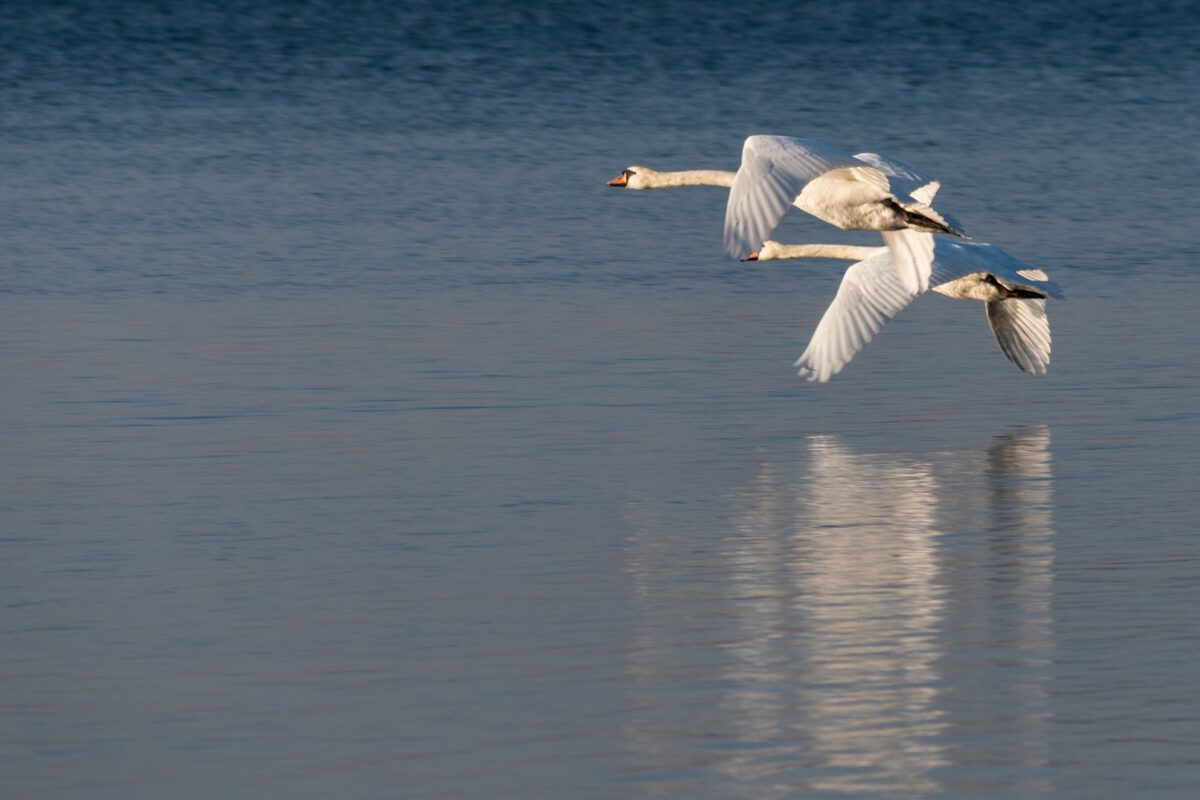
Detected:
[
  {"left": 890, "top": 199, "right": 967, "bottom": 238},
  {"left": 1016, "top": 268, "right": 1066, "bottom": 300}
]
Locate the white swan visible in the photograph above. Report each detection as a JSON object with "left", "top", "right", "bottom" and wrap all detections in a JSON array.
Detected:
[
  {"left": 607, "top": 136, "right": 964, "bottom": 294},
  {"left": 744, "top": 235, "right": 1064, "bottom": 382}
]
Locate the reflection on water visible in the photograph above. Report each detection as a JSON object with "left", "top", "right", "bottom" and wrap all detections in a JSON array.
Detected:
[
  {"left": 2, "top": 0, "right": 1196, "bottom": 795},
  {"left": 623, "top": 427, "right": 1055, "bottom": 795},
  {"left": 940, "top": 427, "right": 1056, "bottom": 792},
  {"left": 731, "top": 436, "right": 948, "bottom": 794}
]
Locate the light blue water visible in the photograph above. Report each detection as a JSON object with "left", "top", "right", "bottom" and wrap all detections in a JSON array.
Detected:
[{"left": 2, "top": 1, "right": 1199, "bottom": 798}]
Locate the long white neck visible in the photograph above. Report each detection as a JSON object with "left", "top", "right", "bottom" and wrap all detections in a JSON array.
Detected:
[
  {"left": 766, "top": 243, "right": 887, "bottom": 261},
  {"left": 640, "top": 169, "right": 736, "bottom": 188}
]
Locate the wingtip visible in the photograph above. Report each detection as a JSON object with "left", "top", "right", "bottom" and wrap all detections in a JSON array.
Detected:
[
  {"left": 794, "top": 363, "right": 829, "bottom": 383},
  {"left": 897, "top": 271, "right": 927, "bottom": 296}
]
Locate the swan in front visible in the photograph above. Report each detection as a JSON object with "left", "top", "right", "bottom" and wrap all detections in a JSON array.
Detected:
[
  {"left": 744, "top": 234, "right": 1064, "bottom": 382},
  {"left": 607, "top": 135, "right": 965, "bottom": 293}
]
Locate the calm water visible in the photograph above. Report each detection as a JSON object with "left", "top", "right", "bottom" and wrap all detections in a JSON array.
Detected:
[{"left": 3, "top": 1, "right": 1200, "bottom": 797}]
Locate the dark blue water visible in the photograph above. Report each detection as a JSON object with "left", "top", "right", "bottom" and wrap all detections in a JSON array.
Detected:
[{"left": 3, "top": 1, "right": 1199, "bottom": 797}]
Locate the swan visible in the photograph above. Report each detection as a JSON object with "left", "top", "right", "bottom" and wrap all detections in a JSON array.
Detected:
[
  {"left": 607, "top": 136, "right": 964, "bottom": 294},
  {"left": 743, "top": 234, "right": 1064, "bottom": 382}
]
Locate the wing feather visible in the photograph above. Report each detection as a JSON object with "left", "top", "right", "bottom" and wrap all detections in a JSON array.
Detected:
[
  {"left": 880, "top": 229, "right": 936, "bottom": 295},
  {"left": 854, "top": 151, "right": 966, "bottom": 234},
  {"left": 852, "top": 152, "right": 940, "bottom": 204},
  {"left": 794, "top": 253, "right": 917, "bottom": 382},
  {"left": 986, "top": 299, "right": 1052, "bottom": 374}
]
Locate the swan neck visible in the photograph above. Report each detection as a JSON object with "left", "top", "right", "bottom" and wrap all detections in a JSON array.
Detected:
[
  {"left": 771, "top": 243, "right": 885, "bottom": 261},
  {"left": 649, "top": 169, "right": 735, "bottom": 188}
]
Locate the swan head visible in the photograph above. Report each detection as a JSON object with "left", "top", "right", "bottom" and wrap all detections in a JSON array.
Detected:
[
  {"left": 606, "top": 166, "right": 658, "bottom": 190},
  {"left": 740, "top": 240, "right": 783, "bottom": 262}
]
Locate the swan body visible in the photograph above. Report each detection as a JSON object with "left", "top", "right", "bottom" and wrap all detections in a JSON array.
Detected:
[{"left": 747, "top": 236, "right": 1063, "bottom": 381}]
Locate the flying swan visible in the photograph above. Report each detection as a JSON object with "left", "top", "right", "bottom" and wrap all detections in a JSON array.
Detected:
[
  {"left": 743, "top": 233, "right": 1064, "bottom": 382},
  {"left": 608, "top": 135, "right": 965, "bottom": 294}
]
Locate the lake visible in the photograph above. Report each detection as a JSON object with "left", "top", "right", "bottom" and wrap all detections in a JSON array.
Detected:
[{"left": 2, "top": 1, "right": 1199, "bottom": 797}]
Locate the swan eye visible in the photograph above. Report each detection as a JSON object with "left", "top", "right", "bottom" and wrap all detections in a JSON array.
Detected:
[{"left": 623, "top": 169, "right": 636, "bottom": 177}]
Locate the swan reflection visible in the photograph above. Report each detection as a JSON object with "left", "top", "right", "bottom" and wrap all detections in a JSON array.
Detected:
[{"left": 622, "top": 427, "right": 1055, "bottom": 795}]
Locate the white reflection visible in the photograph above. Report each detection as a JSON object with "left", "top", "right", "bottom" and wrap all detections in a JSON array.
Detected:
[
  {"left": 723, "top": 436, "right": 949, "bottom": 794},
  {"left": 936, "top": 426, "right": 1056, "bottom": 792},
  {"left": 622, "top": 426, "right": 1055, "bottom": 795}
]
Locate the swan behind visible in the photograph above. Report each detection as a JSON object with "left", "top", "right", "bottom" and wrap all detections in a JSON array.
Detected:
[
  {"left": 606, "top": 135, "right": 965, "bottom": 294},
  {"left": 747, "top": 237, "right": 1063, "bottom": 381}
]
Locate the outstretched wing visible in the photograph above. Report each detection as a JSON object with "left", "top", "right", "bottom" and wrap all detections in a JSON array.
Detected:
[
  {"left": 724, "top": 135, "right": 863, "bottom": 258},
  {"left": 852, "top": 151, "right": 940, "bottom": 204},
  {"left": 986, "top": 298, "right": 1052, "bottom": 375},
  {"left": 880, "top": 229, "right": 936, "bottom": 295},
  {"left": 856, "top": 150, "right": 966, "bottom": 239},
  {"left": 794, "top": 252, "right": 917, "bottom": 383}
]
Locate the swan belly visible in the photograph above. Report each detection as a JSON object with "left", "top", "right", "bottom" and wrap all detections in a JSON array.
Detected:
[
  {"left": 795, "top": 173, "right": 908, "bottom": 231},
  {"left": 933, "top": 274, "right": 1006, "bottom": 302}
]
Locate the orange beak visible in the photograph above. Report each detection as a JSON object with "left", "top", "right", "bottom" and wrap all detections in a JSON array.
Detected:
[
  {"left": 740, "top": 251, "right": 759, "bottom": 262},
  {"left": 607, "top": 172, "right": 628, "bottom": 187}
]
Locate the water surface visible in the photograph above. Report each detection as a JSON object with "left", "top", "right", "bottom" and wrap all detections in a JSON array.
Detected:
[{"left": 2, "top": 1, "right": 1199, "bottom": 798}]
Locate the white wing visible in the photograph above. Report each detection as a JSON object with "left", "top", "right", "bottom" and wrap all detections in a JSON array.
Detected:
[
  {"left": 724, "top": 135, "right": 865, "bottom": 258},
  {"left": 986, "top": 298, "right": 1052, "bottom": 375},
  {"left": 881, "top": 229, "right": 936, "bottom": 295},
  {"left": 852, "top": 151, "right": 940, "bottom": 204},
  {"left": 794, "top": 252, "right": 917, "bottom": 383},
  {"left": 855, "top": 151, "right": 966, "bottom": 237}
]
